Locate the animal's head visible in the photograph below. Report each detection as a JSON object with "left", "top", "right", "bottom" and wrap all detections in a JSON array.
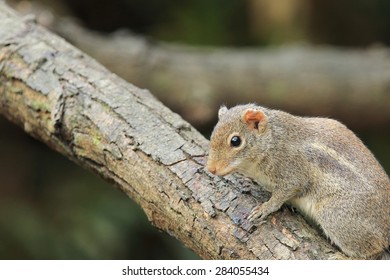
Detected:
[{"left": 206, "top": 104, "right": 272, "bottom": 176}]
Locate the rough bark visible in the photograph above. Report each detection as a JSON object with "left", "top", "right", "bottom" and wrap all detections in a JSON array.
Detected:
[
  {"left": 44, "top": 15, "right": 390, "bottom": 131},
  {"left": 0, "top": 3, "right": 342, "bottom": 259}
]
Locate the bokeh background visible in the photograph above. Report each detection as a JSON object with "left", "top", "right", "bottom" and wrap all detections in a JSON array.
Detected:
[{"left": 1, "top": 0, "right": 390, "bottom": 259}]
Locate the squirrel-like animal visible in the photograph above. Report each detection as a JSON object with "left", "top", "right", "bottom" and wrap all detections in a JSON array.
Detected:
[{"left": 207, "top": 104, "right": 390, "bottom": 259}]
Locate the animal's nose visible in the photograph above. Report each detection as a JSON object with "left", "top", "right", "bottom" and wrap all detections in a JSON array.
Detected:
[{"left": 207, "top": 165, "right": 217, "bottom": 175}]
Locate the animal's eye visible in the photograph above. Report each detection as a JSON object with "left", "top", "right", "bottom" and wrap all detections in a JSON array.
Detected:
[{"left": 230, "top": 136, "right": 242, "bottom": 147}]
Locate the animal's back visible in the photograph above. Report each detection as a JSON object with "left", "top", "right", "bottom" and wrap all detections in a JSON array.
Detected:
[{"left": 297, "top": 117, "right": 390, "bottom": 258}]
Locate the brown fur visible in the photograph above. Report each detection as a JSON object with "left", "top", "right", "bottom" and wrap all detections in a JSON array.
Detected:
[{"left": 207, "top": 104, "right": 390, "bottom": 259}]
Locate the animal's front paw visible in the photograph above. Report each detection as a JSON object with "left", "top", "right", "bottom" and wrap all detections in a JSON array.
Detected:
[
  {"left": 328, "top": 252, "right": 350, "bottom": 260},
  {"left": 248, "top": 204, "right": 270, "bottom": 222}
]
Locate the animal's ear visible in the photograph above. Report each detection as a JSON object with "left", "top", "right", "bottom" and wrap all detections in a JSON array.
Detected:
[
  {"left": 218, "top": 105, "right": 228, "bottom": 119},
  {"left": 242, "top": 108, "right": 267, "bottom": 132}
]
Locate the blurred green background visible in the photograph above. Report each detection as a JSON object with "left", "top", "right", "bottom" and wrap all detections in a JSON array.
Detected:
[{"left": 1, "top": 0, "right": 390, "bottom": 259}]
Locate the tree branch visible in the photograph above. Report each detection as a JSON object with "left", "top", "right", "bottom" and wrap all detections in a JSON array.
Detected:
[
  {"left": 0, "top": 3, "right": 342, "bottom": 259},
  {"left": 47, "top": 16, "right": 390, "bottom": 131}
]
